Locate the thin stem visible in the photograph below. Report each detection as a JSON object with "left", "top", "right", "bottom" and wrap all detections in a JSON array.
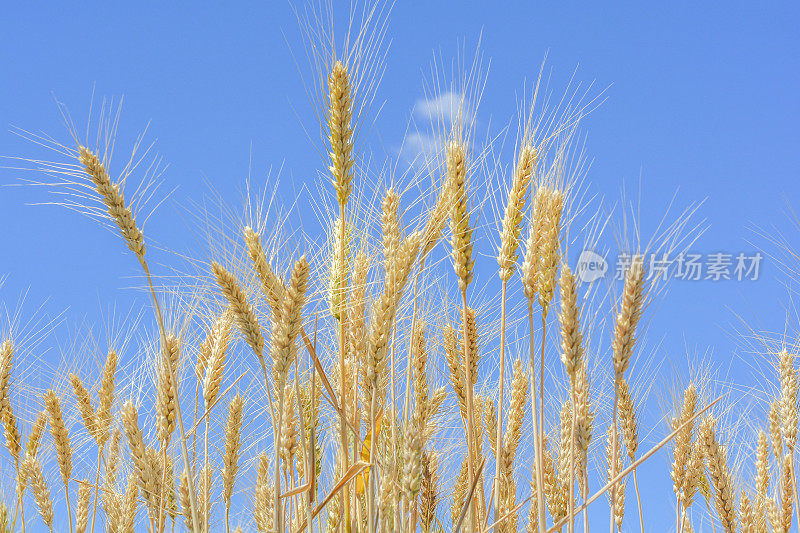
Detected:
[
  {"left": 494, "top": 281, "right": 508, "bottom": 526},
  {"left": 790, "top": 449, "right": 800, "bottom": 532},
  {"left": 368, "top": 388, "right": 377, "bottom": 533},
  {"left": 461, "top": 289, "right": 477, "bottom": 532},
  {"left": 611, "top": 379, "right": 619, "bottom": 533},
  {"left": 390, "top": 326, "right": 401, "bottom": 531},
  {"left": 64, "top": 482, "right": 73, "bottom": 533},
  {"left": 337, "top": 203, "right": 351, "bottom": 533},
  {"left": 703, "top": 498, "right": 717, "bottom": 533},
  {"left": 402, "top": 266, "right": 424, "bottom": 424},
  {"left": 158, "top": 445, "right": 168, "bottom": 533},
  {"left": 13, "top": 458, "right": 20, "bottom": 530},
  {"left": 204, "top": 415, "right": 210, "bottom": 533},
  {"left": 528, "top": 303, "right": 546, "bottom": 533},
  {"left": 294, "top": 359, "right": 313, "bottom": 533},
  {"left": 90, "top": 445, "right": 104, "bottom": 533},
  {"left": 193, "top": 380, "right": 199, "bottom": 473},
  {"left": 274, "top": 392, "right": 286, "bottom": 533},
  {"left": 583, "top": 470, "right": 589, "bottom": 533},
  {"left": 569, "top": 389, "right": 576, "bottom": 533},
  {"left": 140, "top": 260, "right": 200, "bottom": 533},
  {"left": 632, "top": 470, "right": 644, "bottom": 533},
  {"left": 675, "top": 498, "right": 681, "bottom": 533},
  {"left": 540, "top": 306, "right": 549, "bottom": 533}
]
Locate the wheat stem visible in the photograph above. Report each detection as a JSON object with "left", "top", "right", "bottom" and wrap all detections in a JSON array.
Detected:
[
  {"left": 632, "top": 470, "right": 644, "bottom": 533},
  {"left": 337, "top": 204, "right": 350, "bottom": 533},
  {"left": 494, "top": 280, "right": 509, "bottom": 528},
  {"left": 527, "top": 303, "right": 546, "bottom": 533},
  {"left": 461, "top": 289, "right": 477, "bottom": 531},
  {"left": 141, "top": 262, "right": 200, "bottom": 533},
  {"left": 89, "top": 446, "right": 104, "bottom": 533}
]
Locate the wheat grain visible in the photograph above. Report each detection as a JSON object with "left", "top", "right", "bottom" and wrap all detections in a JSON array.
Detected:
[
  {"left": 779, "top": 349, "right": 799, "bottom": 450},
  {"left": 78, "top": 146, "right": 145, "bottom": 259},
  {"left": 618, "top": 379, "right": 639, "bottom": 460},
  {"left": 25, "top": 456, "right": 53, "bottom": 531},
  {"left": 770, "top": 400, "right": 783, "bottom": 460},
  {"left": 76, "top": 480, "right": 91, "bottom": 533},
  {"left": 536, "top": 189, "right": 564, "bottom": 310},
  {"left": 156, "top": 334, "right": 180, "bottom": 446},
  {"left": 498, "top": 145, "right": 536, "bottom": 281},
  {"left": 243, "top": 227, "right": 284, "bottom": 324},
  {"left": 612, "top": 257, "right": 644, "bottom": 378},
  {"left": 781, "top": 453, "right": 792, "bottom": 532},
  {"left": 328, "top": 216, "right": 351, "bottom": 320},
  {"left": 271, "top": 255, "right": 310, "bottom": 388},
  {"left": 448, "top": 140, "right": 474, "bottom": 291},
  {"left": 755, "top": 430, "right": 769, "bottom": 530},
  {"left": 672, "top": 383, "right": 697, "bottom": 498},
  {"left": 202, "top": 311, "right": 233, "bottom": 408},
  {"left": 212, "top": 262, "right": 265, "bottom": 361},
  {"left": 96, "top": 349, "right": 118, "bottom": 445},
  {"left": 328, "top": 60, "right": 355, "bottom": 207},
  {"left": 420, "top": 451, "right": 438, "bottom": 533},
  {"left": 222, "top": 394, "right": 244, "bottom": 512},
  {"left": 739, "top": 492, "right": 754, "bottom": 533},
  {"left": 605, "top": 425, "right": 625, "bottom": 530},
  {"left": 700, "top": 415, "right": 736, "bottom": 532},
  {"left": 44, "top": 390, "right": 72, "bottom": 488}
]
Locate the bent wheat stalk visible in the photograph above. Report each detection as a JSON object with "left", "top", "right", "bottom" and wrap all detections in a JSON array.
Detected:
[
  {"left": 78, "top": 146, "right": 200, "bottom": 533},
  {"left": 547, "top": 395, "right": 723, "bottom": 533}
]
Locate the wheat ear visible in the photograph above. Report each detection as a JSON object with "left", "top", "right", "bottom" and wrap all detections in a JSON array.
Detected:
[
  {"left": 75, "top": 479, "right": 91, "bottom": 533},
  {"left": 79, "top": 145, "right": 198, "bottom": 532},
  {"left": 609, "top": 257, "right": 644, "bottom": 532},
  {"left": 203, "top": 311, "right": 233, "bottom": 409},
  {"left": 447, "top": 137, "right": 479, "bottom": 530},
  {"left": 328, "top": 58, "right": 355, "bottom": 529},
  {"left": 271, "top": 255, "right": 309, "bottom": 532},
  {"left": 778, "top": 348, "right": 800, "bottom": 528},
  {"left": 25, "top": 456, "right": 54, "bottom": 532},
  {"left": 618, "top": 378, "right": 643, "bottom": 531},
  {"left": 557, "top": 263, "right": 584, "bottom": 533},
  {"left": 700, "top": 415, "right": 736, "bottom": 533},
  {"left": 494, "top": 143, "right": 536, "bottom": 526},
  {"left": 0, "top": 340, "right": 21, "bottom": 463},
  {"left": 44, "top": 390, "right": 74, "bottom": 533},
  {"left": 0, "top": 340, "right": 23, "bottom": 533},
  {"left": 755, "top": 430, "right": 769, "bottom": 531},
  {"left": 222, "top": 395, "right": 244, "bottom": 532},
  {"left": 212, "top": 263, "right": 266, "bottom": 371},
  {"left": 78, "top": 146, "right": 145, "bottom": 259}
]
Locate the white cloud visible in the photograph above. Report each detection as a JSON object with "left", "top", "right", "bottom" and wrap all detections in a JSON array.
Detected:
[
  {"left": 412, "top": 91, "right": 462, "bottom": 126},
  {"left": 401, "top": 91, "right": 463, "bottom": 167},
  {"left": 403, "top": 131, "right": 440, "bottom": 166}
]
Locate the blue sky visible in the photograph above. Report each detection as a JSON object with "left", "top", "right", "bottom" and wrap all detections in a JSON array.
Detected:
[{"left": 1, "top": 1, "right": 799, "bottom": 531}]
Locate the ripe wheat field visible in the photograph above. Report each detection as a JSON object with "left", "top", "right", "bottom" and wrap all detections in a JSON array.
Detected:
[{"left": 0, "top": 2, "right": 797, "bottom": 533}]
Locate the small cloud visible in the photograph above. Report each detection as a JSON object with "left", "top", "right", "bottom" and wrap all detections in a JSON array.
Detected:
[
  {"left": 403, "top": 131, "right": 440, "bottom": 167},
  {"left": 401, "top": 91, "right": 463, "bottom": 167},
  {"left": 412, "top": 91, "right": 462, "bottom": 126}
]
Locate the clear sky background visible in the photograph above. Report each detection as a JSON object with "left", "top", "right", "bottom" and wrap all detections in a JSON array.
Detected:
[{"left": 1, "top": 2, "right": 799, "bottom": 531}]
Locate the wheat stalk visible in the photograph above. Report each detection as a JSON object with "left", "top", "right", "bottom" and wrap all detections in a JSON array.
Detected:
[
  {"left": 76, "top": 480, "right": 91, "bottom": 533},
  {"left": 25, "top": 456, "right": 53, "bottom": 532},
  {"left": 700, "top": 415, "right": 736, "bottom": 533},
  {"left": 44, "top": 390, "right": 74, "bottom": 533},
  {"left": 78, "top": 145, "right": 199, "bottom": 532}
]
